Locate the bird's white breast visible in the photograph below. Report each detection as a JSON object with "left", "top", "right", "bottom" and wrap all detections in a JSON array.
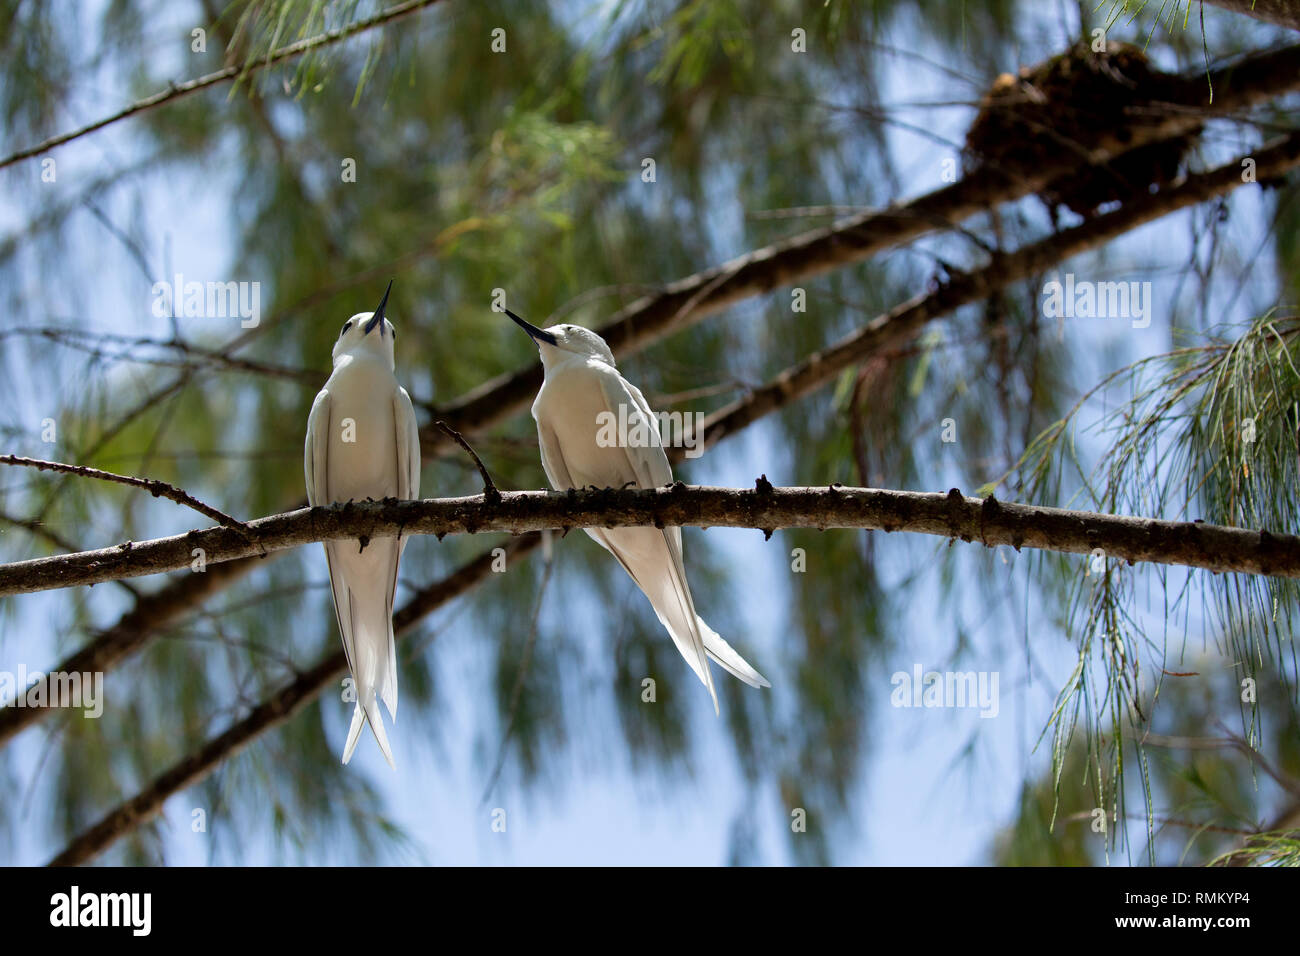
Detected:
[{"left": 324, "top": 355, "right": 402, "bottom": 503}]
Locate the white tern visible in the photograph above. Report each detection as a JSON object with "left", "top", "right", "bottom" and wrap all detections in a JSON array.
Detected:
[
  {"left": 305, "top": 281, "right": 421, "bottom": 767},
  {"left": 506, "top": 308, "right": 769, "bottom": 713}
]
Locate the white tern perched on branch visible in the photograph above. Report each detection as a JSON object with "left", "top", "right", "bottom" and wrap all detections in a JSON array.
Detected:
[
  {"left": 506, "top": 308, "right": 769, "bottom": 713},
  {"left": 305, "top": 281, "right": 421, "bottom": 767}
]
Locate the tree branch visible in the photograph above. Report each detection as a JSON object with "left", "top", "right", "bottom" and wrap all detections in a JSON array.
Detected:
[
  {"left": 18, "top": 26, "right": 1300, "bottom": 870},
  {"left": 0, "top": 0, "right": 450, "bottom": 171},
  {"left": 0, "top": 556, "right": 255, "bottom": 745},
  {"left": 2, "top": 484, "right": 1299, "bottom": 599},
  {"left": 434, "top": 421, "right": 500, "bottom": 502},
  {"left": 47, "top": 533, "right": 542, "bottom": 867},
  {"left": 2, "top": 251, "right": 473, "bottom": 742},
  {"left": 0, "top": 455, "right": 251, "bottom": 534},
  {"left": 0, "top": 509, "right": 139, "bottom": 599},
  {"left": 8, "top": 44, "right": 1297, "bottom": 753}
]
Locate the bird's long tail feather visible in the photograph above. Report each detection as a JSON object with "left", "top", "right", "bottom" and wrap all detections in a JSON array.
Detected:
[
  {"left": 655, "top": 532, "right": 719, "bottom": 714},
  {"left": 332, "top": 538, "right": 401, "bottom": 767},
  {"left": 698, "top": 619, "right": 771, "bottom": 688},
  {"left": 592, "top": 526, "right": 768, "bottom": 710}
]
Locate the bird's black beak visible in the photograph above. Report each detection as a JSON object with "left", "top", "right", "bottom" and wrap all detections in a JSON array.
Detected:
[
  {"left": 505, "top": 308, "right": 557, "bottom": 346},
  {"left": 364, "top": 279, "right": 393, "bottom": 336}
]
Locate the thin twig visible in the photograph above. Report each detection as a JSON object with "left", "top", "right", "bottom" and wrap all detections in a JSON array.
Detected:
[
  {"left": 0, "top": 557, "right": 255, "bottom": 745},
  {"left": 1143, "top": 729, "right": 1300, "bottom": 801},
  {"left": 8, "top": 49, "right": 1300, "bottom": 767},
  {"left": 0, "top": 454, "right": 250, "bottom": 534},
  {"left": 0, "top": 0, "right": 449, "bottom": 171},
  {"left": 434, "top": 421, "right": 500, "bottom": 502},
  {"left": 1214, "top": 722, "right": 1300, "bottom": 801},
  {"left": 0, "top": 326, "right": 320, "bottom": 383},
  {"left": 685, "top": 132, "right": 1300, "bottom": 458},
  {"left": 8, "top": 137, "right": 1300, "bottom": 596},
  {"left": 1061, "top": 809, "right": 1259, "bottom": 837}
]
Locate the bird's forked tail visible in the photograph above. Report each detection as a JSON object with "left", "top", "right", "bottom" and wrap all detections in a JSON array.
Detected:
[{"left": 342, "top": 686, "right": 395, "bottom": 769}]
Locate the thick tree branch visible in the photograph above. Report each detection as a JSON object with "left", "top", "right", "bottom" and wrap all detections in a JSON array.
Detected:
[
  {"left": 2, "top": 484, "right": 1299, "bottom": 599},
  {"left": 426, "top": 44, "right": 1300, "bottom": 453},
  {"left": 47, "top": 534, "right": 542, "bottom": 867},
  {"left": 0, "top": 0, "right": 449, "bottom": 171}
]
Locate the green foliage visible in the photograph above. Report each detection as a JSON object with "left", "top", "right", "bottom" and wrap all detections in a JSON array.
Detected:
[{"left": 990, "top": 315, "right": 1300, "bottom": 860}]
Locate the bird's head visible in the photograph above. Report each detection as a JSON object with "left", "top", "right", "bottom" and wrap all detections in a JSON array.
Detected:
[
  {"left": 333, "top": 279, "right": 398, "bottom": 368},
  {"left": 504, "top": 310, "right": 615, "bottom": 369}
]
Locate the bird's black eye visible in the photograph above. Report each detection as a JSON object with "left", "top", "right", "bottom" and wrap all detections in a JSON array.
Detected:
[
  {"left": 391, "top": 328, "right": 396, "bottom": 340},
  {"left": 340, "top": 321, "right": 352, "bottom": 338}
]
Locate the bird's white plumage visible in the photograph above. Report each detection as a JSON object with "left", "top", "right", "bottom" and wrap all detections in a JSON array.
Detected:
[
  {"left": 518, "top": 318, "right": 769, "bottom": 712},
  {"left": 304, "top": 296, "right": 419, "bottom": 767}
]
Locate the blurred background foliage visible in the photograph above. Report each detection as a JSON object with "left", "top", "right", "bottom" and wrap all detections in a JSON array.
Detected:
[{"left": 0, "top": 0, "right": 1298, "bottom": 865}]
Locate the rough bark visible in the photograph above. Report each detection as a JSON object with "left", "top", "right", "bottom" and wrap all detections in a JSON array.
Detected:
[
  {"left": 3, "top": 484, "right": 1299, "bottom": 599},
  {"left": 0, "top": 455, "right": 250, "bottom": 532}
]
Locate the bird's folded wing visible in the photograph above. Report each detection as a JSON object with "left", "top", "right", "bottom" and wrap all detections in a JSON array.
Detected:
[
  {"left": 394, "top": 386, "right": 421, "bottom": 502},
  {"left": 379, "top": 385, "right": 419, "bottom": 720},
  {"left": 304, "top": 388, "right": 332, "bottom": 507},
  {"left": 306, "top": 389, "right": 355, "bottom": 675},
  {"left": 599, "top": 371, "right": 673, "bottom": 489}
]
